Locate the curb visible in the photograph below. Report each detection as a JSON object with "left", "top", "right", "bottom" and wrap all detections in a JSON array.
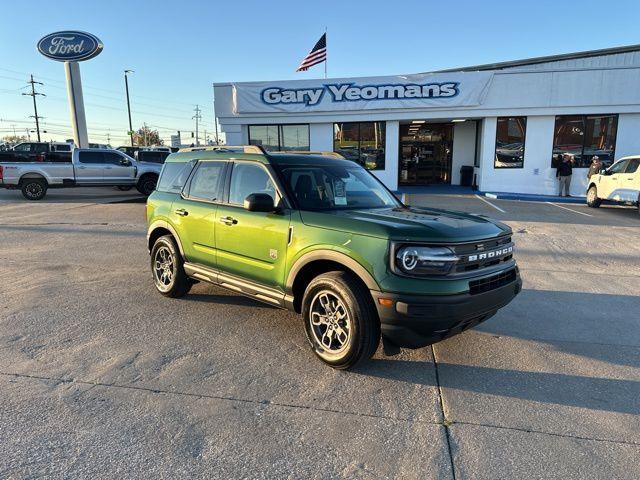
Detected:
[{"left": 478, "top": 191, "right": 585, "bottom": 204}]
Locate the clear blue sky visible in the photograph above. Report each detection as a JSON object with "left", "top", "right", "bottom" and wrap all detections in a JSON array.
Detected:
[{"left": 1, "top": 0, "right": 638, "bottom": 145}]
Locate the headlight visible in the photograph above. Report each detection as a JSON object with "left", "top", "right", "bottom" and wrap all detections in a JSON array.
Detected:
[{"left": 394, "top": 245, "right": 459, "bottom": 276}]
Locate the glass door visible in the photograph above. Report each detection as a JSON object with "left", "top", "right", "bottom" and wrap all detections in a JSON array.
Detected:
[{"left": 399, "top": 123, "right": 453, "bottom": 186}]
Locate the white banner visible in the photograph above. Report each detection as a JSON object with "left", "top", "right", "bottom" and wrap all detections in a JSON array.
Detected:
[{"left": 232, "top": 72, "right": 493, "bottom": 114}]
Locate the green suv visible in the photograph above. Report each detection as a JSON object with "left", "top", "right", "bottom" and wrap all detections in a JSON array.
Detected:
[{"left": 146, "top": 146, "right": 521, "bottom": 369}]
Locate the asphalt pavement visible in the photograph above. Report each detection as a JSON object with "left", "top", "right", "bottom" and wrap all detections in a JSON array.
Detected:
[{"left": 0, "top": 189, "right": 638, "bottom": 478}]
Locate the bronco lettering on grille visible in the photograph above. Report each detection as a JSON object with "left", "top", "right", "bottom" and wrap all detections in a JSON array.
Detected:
[{"left": 467, "top": 245, "right": 513, "bottom": 262}]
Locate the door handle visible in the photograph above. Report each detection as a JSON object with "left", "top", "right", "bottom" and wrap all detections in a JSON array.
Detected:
[
  {"left": 77, "top": 166, "right": 86, "bottom": 169},
  {"left": 174, "top": 208, "right": 189, "bottom": 216},
  {"left": 219, "top": 216, "right": 237, "bottom": 225},
  {"left": 105, "top": 166, "right": 113, "bottom": 170}
]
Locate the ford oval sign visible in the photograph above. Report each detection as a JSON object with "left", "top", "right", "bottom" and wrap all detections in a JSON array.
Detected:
[{"left": 37, "top": 31, "right": 103, "bottom": 62}]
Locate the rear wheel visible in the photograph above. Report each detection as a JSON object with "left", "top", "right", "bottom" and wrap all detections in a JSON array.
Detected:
[
  {"left": 137, "top": 174, "right": 158, "bottom": 196},
  {"left": 21, "top": 178, "right": 47, "bottom": 201},
  {"left": 302, "top": 271, "right": 380, "bottom": 369},
  {"left": 587, "top": 186, "right": 601, "bottom": 208},
  {"left": 150, "top": 235, "right": 191, "bottom": 298}
]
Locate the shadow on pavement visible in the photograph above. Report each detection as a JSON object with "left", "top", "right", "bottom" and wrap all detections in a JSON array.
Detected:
[{"left": 360, "top": 358, "right": 640, "bottom": 415}]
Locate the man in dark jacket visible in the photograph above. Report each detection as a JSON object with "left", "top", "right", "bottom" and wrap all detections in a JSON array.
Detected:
[{"left": 556, "top": 153, "right": 574, "bottom": 196}]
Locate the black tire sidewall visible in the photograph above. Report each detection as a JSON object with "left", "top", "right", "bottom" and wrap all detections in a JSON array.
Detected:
[
  {"left": 21, "top": 179, "right": 47, "bottom": 201},
  {"left": 302, "top": 272, "right": 378, "bottom": 369}
]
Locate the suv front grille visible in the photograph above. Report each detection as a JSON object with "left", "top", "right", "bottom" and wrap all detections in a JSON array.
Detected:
[
  {"left": 469, "top": 268, "right": 517, "bottom": 295},
  {"left": 452, "top": 236, "right": 513, "bottom": 273}
]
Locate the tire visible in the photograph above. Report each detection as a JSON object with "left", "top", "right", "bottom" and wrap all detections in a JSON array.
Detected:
[
  {"left": 116, "top": 185, "right": 133, "bottom": 191},
  {"left": 301, "top": 271, "right": 380, "bottom": 369},
  {"left": 586, "top": 185, "right": 601, "bottom": 208},
  {"left": 150, "top": 235, "right": 192, "bottom": 298},
  {"left": 21, "top": 178, "right": 47, "bottom": 201},
  {"left": 136, "top": 174, "right": 158, "bottom": 196}
]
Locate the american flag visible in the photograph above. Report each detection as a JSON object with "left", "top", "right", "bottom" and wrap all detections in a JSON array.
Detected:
[{"left": 296, "top": 33, "right": 327, "bottom": 72}]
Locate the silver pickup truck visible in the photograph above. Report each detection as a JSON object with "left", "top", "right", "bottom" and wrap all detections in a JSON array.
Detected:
[{"left": 0, "top": 148, "right": 162, "bottom": 200}]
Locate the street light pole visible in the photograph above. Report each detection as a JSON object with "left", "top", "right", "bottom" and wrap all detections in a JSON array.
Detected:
[{"left": 124, "top": 70, "right": 134, "bottom": 147}]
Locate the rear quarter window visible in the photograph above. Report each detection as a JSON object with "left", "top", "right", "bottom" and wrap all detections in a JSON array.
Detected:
[{"left": 156, "top": 162, "right": 193, "bottom": 193}]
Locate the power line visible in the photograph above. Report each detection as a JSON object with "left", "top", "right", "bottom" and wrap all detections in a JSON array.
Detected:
[{"left": 22, "top": 75, "right": 45, "bottom": 142}]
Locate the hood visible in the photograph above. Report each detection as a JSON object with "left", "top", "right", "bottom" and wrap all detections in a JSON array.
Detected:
[{"left": 300, "top": 206, "right": 511, "bottom": 242}]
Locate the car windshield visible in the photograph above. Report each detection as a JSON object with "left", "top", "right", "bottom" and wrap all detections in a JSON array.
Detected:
[{"left": 278, "top": 163, "right": 401, "bottom": 211}]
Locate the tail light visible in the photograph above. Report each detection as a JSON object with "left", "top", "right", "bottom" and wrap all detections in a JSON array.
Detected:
[
  {"left": 35, "top": 154, "right": 45, "bottom": 162},
  {"left": 0, "top": 166, "right": 3, "bottom": 181}
]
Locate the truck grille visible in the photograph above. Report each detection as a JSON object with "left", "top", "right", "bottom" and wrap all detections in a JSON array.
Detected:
[
  {"left": 452, "top": 236, "right": 513, "bottom": 273},
  {"left": 469, "top": 268, "right": 517, "bottom": 295}
]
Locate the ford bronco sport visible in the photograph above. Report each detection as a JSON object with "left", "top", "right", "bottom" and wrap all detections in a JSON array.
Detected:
[{"left": 146, "top": 146, "right": 521, "bottom": 369}]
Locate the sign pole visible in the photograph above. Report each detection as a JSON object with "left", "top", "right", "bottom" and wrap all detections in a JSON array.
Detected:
[{"left": 64, "top": 61, "right": 89, "bottom": 148}]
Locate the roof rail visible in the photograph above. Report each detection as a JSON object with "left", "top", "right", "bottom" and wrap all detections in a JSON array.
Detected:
[
  {"left": 178, "top": 145, "right": 267, "bottom": 154},
  {"left": 278, "top": 151, "right": 345, "bottom": 159}
]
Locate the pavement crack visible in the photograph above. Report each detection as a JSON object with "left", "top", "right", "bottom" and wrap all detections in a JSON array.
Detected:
[
  {"left": 0, "top": 371, "right": 437, "bottom": 426},
  {"left": 431, "top": 345, "right": 457, "bottom": 480},
  {"left": 450, "top": 419, "right": 640, "bottom": 448}
]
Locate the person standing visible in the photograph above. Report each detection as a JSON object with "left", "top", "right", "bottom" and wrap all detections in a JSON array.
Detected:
[
  {"left": 587, "top": 155, "right": 602, "bottom": 180},
  {"left": 556, "top": 153, "right": 574, "bottom": 197}
]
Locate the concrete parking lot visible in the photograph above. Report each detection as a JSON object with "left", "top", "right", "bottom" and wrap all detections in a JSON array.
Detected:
[{"left": 1, "top": 188, "right": 639, "bottom": 479}]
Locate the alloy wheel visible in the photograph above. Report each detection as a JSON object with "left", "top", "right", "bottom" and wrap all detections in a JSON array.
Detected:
[
  {"left": 154, "top": 246, "right": 174, "bottom": 288},
  {"left": 309, "top": 290, "right": 351, "bottom": 353}
]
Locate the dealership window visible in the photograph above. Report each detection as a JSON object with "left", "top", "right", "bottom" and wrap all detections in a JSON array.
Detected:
[
  {"left": 552, "top": 115, "right": 618, "bottom": 168},
  {"left": 334, "top": 122, "right": 385, "bottom": 170},
  {"left": 248, "top": 124, "right": 309, "bottom": 152},
  {"left": 494, "top": 117, "right": 526, "bottom": 168}
]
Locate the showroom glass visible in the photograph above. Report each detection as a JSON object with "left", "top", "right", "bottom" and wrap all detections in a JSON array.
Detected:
[
  {"left": 279, "top": 164, "right": 400, "bottom": 210},
  {"left": 187, "top": 161, "right": 225, "bottom": 201},
  {"left": 228, "top": 163, "right": 278, "bottom": 205},
  {"left": 248, "top": 124, "right": 309, "bottom": 151},
  {"left": 494, "top": 117, "right": 526, "bottom": 168},
  {"left": 334, "top": 122, "right": 386, "bottom": 170},
  {"left": 552, "top": 115, "right": 618, "bottom": 168}
]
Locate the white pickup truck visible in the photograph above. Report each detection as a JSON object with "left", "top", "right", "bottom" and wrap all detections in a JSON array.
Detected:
[{"left": 0, "top": 148, "right": 162, "bottom": 200}]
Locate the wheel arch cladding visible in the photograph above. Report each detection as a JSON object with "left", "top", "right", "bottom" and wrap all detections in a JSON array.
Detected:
[
  {"left": 147, "top": 222, "right": 184, "bottom": 256},
  {"left": 287, "top": 251, "right": 380, "bottom": 313}
]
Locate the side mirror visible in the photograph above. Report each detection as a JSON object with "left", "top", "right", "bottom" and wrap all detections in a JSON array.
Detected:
[
  {"left": 599, "top": 168, "right": 607, "bottom": 174},
  {"left": 244, "top": 193, "right": 275, "bottom": 212}
]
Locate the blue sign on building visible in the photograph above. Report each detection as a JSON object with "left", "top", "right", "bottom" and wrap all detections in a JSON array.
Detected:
[{"left": 37, "top": 31, "right": 103, "bottom": 62}]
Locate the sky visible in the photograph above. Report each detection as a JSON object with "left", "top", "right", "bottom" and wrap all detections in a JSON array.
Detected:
[{"left": 1, "top": 0, "right": 639, "bottom": 146}]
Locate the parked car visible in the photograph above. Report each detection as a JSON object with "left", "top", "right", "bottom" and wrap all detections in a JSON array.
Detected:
[
  {"left": 0, "top": 148, "right": 161, "bottom": 200},
  {"left": 146, "top": 146, "right": 521, "bottom": 369},
  {"left": 0, "top": 142, "right": 73, "bottom": 163},
  {"left": 587, "top": 156, "right": 640, "bottom": 213},
  {"left": 89, "top": 143, "right": 113, "bottom": 149}
]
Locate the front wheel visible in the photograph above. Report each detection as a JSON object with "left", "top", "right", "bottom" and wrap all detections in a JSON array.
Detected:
[
  {"left": 150, "top": 235, "right": 192, "bottom": 298},
  {"left": 302, "top": 271, "right": 380, "bottom": 369},
  {"left": 586, "top": 186, "right": 601, "bottom": 208},
  {"left": 136, "top": 174, "right": 158, "bottom": 196},
  {"left": 21, "top": 179, "right": 47, "bottom": 201}
]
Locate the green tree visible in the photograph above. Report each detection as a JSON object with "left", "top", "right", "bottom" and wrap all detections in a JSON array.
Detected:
[{"left": 133, "top": 126, "right": 163, "bottom": 146}]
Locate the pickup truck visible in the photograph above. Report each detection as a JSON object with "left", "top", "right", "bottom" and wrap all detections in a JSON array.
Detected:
[
  {"left": 0, "top": 142, "right": 73, "bottom": 163},
  {"left": 0, "top": 148, "right": 162, "bottom": 200}
]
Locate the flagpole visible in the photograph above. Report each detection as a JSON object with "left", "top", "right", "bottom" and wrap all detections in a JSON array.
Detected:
[{"left": 324, "top": 27, "right": 327, "bottom": 79}]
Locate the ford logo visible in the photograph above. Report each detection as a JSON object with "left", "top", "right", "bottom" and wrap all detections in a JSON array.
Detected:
[{"left": 37, "top": 31, "right": 103, "bottom": 62}]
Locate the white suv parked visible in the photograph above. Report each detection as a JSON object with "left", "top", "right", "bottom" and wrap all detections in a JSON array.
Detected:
[{"left": 587, "top": 156, "right": 640, "bottom": 213}]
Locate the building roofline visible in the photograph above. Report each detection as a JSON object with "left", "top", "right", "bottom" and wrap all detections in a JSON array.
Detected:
[{"left": 433, "top": 43, "right": 640, "bottom": 73}]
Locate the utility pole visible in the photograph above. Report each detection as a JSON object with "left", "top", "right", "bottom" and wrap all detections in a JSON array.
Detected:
[
  {"left": 193, "top": 105, "right": 202, "bottom": 146},
  {"left": 124, "top": 70, "right": 134, "bottom": 146},
  {"left": 106, "top": 130, "right": 111, "bottom": 145},
  {"left": 204, "top": 129, "right": 207, "bottom": 146},
  {"left": 22, "top": 75, "right": 45, "bottom": 142}
]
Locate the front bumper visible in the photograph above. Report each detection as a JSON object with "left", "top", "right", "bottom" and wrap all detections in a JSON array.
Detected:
[{"left": 371, "top": 267, "right": 522, "bottom": 349}]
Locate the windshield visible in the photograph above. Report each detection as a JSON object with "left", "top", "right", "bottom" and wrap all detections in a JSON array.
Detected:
[{"left": 278, "top": 164, "right": 401, "bottom": 211}]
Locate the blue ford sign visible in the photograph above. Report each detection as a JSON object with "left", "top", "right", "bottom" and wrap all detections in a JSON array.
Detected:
[{"left": 37, "top": 31, "right": 103, "bottom": 62}]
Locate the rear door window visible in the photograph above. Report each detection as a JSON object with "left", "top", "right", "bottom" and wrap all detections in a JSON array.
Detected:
[
  {"left": 78, "top": 151, "right": 105, "bottom": 164},
  {"left": 186, "top": 161, "right": 225, "bottom": 201},
  {"left": 156, "top": 162, "right": 194, "bottom": 193}
]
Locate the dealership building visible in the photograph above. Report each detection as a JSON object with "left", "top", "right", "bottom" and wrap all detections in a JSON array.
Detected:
[{"left": 214, "top": 44, "right": 640, "bottom": 196}]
